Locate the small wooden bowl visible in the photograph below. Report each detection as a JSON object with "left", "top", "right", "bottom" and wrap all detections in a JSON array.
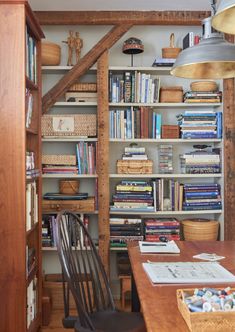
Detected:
[
  {"left": 42, "top": 41, "right": 61, "bottom": 66},
  {"left": 190, "top": 81, "right": 218, "bottom": 92}
]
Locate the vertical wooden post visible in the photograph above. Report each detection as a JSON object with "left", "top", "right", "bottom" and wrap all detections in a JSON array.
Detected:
[
  {"left": 223, "top": 77, "right": 235, "bottom": 240},
  {"left": 97, "top": 50, "right": 110, "bottom": 275}
]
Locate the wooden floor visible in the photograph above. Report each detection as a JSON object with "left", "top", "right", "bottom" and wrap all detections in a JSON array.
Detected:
[{"left": 41, "top": 301, "right": 131, "bottom": 331}]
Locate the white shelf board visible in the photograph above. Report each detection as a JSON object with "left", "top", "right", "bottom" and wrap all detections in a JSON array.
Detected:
[
  {"left": 109, "top": 102, "right": 222, "bottom": 107},
  {"left": 109, "top": 66, "right": 172, "bottom": 74},
  {"left": 109, "top": 138, "right": 222, "bottom": 143},
  {"left": 109, "top": 173, "right": 222, "bottom": 178},
  {"left": 110, "top": 247, "right": 128, "bottom": 251},
  {"left": 41, "top": 65, "right": 97, "bottom": 73},
  {"left": 42, "top": 174, "right": 98, "bottom": 178},
  {"left": 54, "top": 101, "right": 97, "bottom": 107},
  {"left": 42, "top": 210, "right": 99, "bottom": 215},
  {"left": 42, "top": 137, "right": 98, "bottom": 142},
  {"left": 109, "top": 210, "right": 223, "bottom": 215}
]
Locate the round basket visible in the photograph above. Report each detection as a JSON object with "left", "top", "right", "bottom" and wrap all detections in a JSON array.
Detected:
[
  {"left": 59, "top": 180, "right": 79, "bottom": 194},
  {"left": 190, "top": 81, "right": 218, "bottom": 92},
  {"left": 42, "top": 41, "right": 61, "bottom": 66},
  {"left": 162, "top": 33, "right": 182, "bottom": 59},
  {"left": 182, "top": 219, "right": 219, "bottom": 241}
]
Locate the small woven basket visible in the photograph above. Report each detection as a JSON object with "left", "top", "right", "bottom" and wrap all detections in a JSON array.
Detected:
[
  {"left": 190, "top": 81, "right": 218, "bottom": 92},
  {"left": 182, "top": 219, "right": 219, "bottom": 241},
  {"left": 42, "top": 41, "right": 61, "bottom": 66},
  {"left": 59, "top": 180, "right": 79, "bottom": 194},
  {"left": 160, "top": 86, "right": 183, "bottom": 103},
  {"left": 162, "top": 33, "right": 182, "bottom": 59}
]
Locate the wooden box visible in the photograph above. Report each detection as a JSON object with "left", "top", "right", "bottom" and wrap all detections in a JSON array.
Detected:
[
  {"left": 177, "top": 288, "right": 235, "bottom": 332},
  {"left": 42, "top": 197, "right": 95, "bottom": 213},
  {"left": 41, "top": 114, "right": 97, "bottom": 137},
  {"left": 160, "top": 86, "right": 183, "bottom": 103},
  {"left": 117, "top": 160, "right": 153, "bottom": 174},
  {"left": 161, "top": 125, "right": 180, "bottom": 139}
]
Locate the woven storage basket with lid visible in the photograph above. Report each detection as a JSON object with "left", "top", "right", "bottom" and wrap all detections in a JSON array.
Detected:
[
  {"left": 59, "top": 180, "right": 79, "bottom": 194},
  {"left": 190, "top": 81, "right": 218, "bottom": 92},
  {"left": 182, "top": 219, "right": 219, "bottom": 241}
]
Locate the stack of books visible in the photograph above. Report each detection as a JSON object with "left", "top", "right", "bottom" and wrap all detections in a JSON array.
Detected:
[
  {"left": 152, "top": 58, "right": 176, "bottom": 67},
  {"left": 109, "top": 107, "right": 162, "bottom": 139},
  {"left": 110, "top": 218, "right": 143, "bottom": 248},
  {"left": 109, "top": 71, "right": 160, "bottom": 103},
  {"left": 76, "top": 141, "right": 97, "bottom": 174},
  {"left": 159, "top": 145, "right": 173, "bottom": 173},
  {"left": 183, "top": 183, "right": 222, "bottom": 211},
  {"left": 122, "top": 145, "right": 147, "bottom": 160},
  {"left": 42, "top": 165, "right": 78, "bottom": 175},
  {"left": 110, "top": 180, "right": 154, "bottom": 212},
  {"left": 180, "top": 147, "right": 221, "bottom": 174},
  {"left": 42, "top": 215, "right": 56, "bottom": 247},
  {"left": 184, "top": 90, "right": 222, "bottom": 103},
  {"left": 182, "top": 32, "right": 200, "bottom": 49},
  {"left": 177, "top": 110, "right": 222, "bottom": 139},
  {"left": 144, "top": 218, "right": 180, "bottom": 241}
]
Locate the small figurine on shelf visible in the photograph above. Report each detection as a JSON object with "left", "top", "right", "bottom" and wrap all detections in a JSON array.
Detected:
[
  {"left": 75, "top": 32, "right": 83, "bottom": 63},
  {"left": 63, "top": 30, "right": 75, "bottom": 66}
]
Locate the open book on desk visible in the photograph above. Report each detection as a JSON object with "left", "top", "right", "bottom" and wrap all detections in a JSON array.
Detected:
[{"left": 139, "top": 241, "right": 180, "bottom": 254}]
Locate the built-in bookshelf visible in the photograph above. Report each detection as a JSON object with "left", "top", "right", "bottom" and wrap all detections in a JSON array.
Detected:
[{"left": 0, "top": 2, "right": 43, "bottom": 331}]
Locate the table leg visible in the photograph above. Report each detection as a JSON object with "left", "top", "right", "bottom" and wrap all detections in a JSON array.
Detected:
[{"left": 131, "top": 273, "right": 140, "bottom": 312}]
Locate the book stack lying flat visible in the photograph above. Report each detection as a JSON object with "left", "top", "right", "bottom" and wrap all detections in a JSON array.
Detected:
[
  {"left": 122, "top": 145, "right": 148, "bottom": 160},
  {"left": 109, "top": 71, "right": 160, "bottom": 103},
  {"left": 144, "top": 218, "right": 180, "bottom": 242},
  {"left": 110, "top": 180, "right": 154, "bottom": 212},
  {"left": 109, "top": 107, "right": 162, "bottom": 139},
  {"left": 152, "top": 58, "right": 176, "bottom": 67},
  {"left": 177, "top": 110, "right": 222, "bottom": 139},
  {"left": 184, "top": 91, "right": 222, "bottom": 103},
  {"left": 180, "top": 147, "right": 221, "bottom": 174},
  {"left": 159, "top": 144, "right": 173, "bottom": 173},
  {"left": 42, "top": 165, "right": 78, "bottom": 174},
  {"left": 183, "top": 183, "right": 222, "bottom": 211},
  {"left": 110, "top": 218, "right": 143, "bottom": 248}
]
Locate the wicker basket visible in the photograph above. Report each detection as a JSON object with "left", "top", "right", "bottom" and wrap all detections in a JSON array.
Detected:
[
  {"left": 160, "top": 86, "right": 183, "bottom": 103},
  {"left": 162, "top": 33, "right": 182, "bottom": 59},
  {"left": 161, "top": 125, "right": 180, "bottom": 139},
  {"left": 68, "top": 82, "right": 97, "bottom": 92},
  {"left": 59, "top": 180, "right": 79, "bottom": 194},
  {"left": 41, "top": 114, "right": 97, "bottom": 137},
  {"left": 117, "top": 160, "right": 153, "bottom": 174},
  {"left": 41, "top": 41, "right": 61, "bottom": 66},
  {"left": 190, "top": 81, "right": 218, "bottom": 92},
  {"left": 42, "top": 155, "right": 77, "bottom": 166},
  {"left": 182, "top": 219, "right": 219, "bottom": 241},
  {"left": 177, "top": 288, "right": 235, "bottom": 332}
]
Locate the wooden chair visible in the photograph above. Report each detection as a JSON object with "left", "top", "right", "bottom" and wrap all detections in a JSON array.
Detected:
[{"left": 55, "top": 210, "right": 146, "bottom": 332}]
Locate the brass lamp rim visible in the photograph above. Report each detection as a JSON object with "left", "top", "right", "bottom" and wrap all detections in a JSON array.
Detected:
[{"left": 212, "top": 1, "right": 235, "bottom": 34}]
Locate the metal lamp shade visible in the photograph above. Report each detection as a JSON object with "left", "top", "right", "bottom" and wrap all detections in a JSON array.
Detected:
[
  {"left": 170, "top": 36, "right": 235, "bottom": 79},
  {"left": 212, "top": 0, "right": 235, "bottom": 34}
]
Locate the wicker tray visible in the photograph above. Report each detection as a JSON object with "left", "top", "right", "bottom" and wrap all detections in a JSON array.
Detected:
[
  {"left": 177, "top": 288, "right": 235, "bottom": 332},
  {"left": 41, "top": 114, "right": 97, "bottom": 137},
  {"left": 42, "top": 155, "right": 77, "bottom": 166}
]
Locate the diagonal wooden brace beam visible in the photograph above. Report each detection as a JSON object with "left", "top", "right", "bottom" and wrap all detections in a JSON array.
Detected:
[{"left": 42, "top": 24, "right": 132, "bottom": 112}]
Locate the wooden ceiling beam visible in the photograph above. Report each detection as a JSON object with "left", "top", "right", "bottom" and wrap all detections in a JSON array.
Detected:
[
  {"left": 42, "top": 24, "right": 132, "bottom": 112},
  {"left": 35, "top": 10, "right": 210, "bottom": 26}
]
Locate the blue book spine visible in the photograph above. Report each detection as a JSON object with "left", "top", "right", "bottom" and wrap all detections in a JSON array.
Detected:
[
  {"left": 156, "top": 113, "right": 162, "bottom": 139},
  {"left": 152, "top": 112, "right": 156, "bottom": 139},
  {"left": 76, "top": 144, "right": 81, "bottom": 174}
]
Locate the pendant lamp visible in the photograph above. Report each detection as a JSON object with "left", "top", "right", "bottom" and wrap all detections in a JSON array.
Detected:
[
  {"left": 212, "top": 0, "right": 235, "bottom": 34},
  {"left": 170, "top": 17, "right": 235, "bottom": 79}
]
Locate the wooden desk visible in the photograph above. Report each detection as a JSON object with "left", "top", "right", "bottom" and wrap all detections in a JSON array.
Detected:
[{"left": 128, "top": 241, "right": 235, "bottom": 332}]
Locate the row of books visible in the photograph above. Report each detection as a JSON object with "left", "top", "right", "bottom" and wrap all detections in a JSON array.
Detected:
[
  {"left": 26, "top": 27, "right": 37, "bottom": 84},
  {"left": 177, "top": 110, "right": 222, "bottom": 139},
  {"left": 109, "top": 107, "right": 162, "bottom": 139},
  {"left": 27, "top": 276, "right": 37, "bottom": 328},
  {"left": 42, "top": 214, "right": 89, "bottom": 248},
  {"left": 182, "top": 32, "right": 200, "bottom": 49},
  {"left": 76, "top": 142, "right": 97, "bottom": 174},
  {"left": 110, "top": 217, "right": 181, "bottom": 248},
  {"left": 110, "top": 180, "right": 222, "bottom": 212},
  {"left": 121, "top": 145, "right": 148, "bottom": 160},
  {"left": 26, "top": 89, "right": 33, "bottom": 128},
  {"left": 26, "top": 181, "right": 38, "bottom": 232},
  {"left": 180, "top": 147, "right": 221, "bottom": 174},
  {"left": 184, "top": 91, "right": 222, "bottom": 103},
  {"left": 109, "top": 71, "right": 160, "bottom": 103}
]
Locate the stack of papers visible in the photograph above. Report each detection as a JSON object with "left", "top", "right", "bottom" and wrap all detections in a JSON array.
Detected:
[{"left": 139, "top": 240, "right": 180, "bottom": 254}]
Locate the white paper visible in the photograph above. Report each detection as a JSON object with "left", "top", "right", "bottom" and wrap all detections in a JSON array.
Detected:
[
  {"left": 193, "top": 253, "right": 225, "bottom": 261},
  {"left": 143, "top": 261, "right": 235, "bottom": 284},
  {"left": 53, "top": 117, "right": 74, "bottom": 132},
  {"left": 139, "top": 240, "right": 180, "bottom": 254}
]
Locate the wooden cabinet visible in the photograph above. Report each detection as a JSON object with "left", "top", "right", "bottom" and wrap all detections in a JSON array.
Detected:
[{"left": 0, "top": 1, "right": 43, "bottom": 331}]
